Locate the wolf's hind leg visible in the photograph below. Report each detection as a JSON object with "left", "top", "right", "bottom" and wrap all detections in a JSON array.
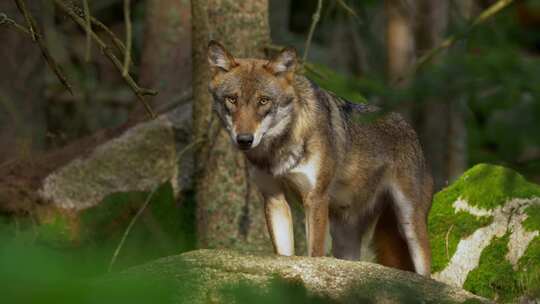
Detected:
[
  {"left": 373, "top": 202, "right": 414, "bottom": 271},
  {"left": 264, "top": 194, "right": 295, "bottom": 256},
  {"left": 389, "top": 184, "right": 432, "bottom": 276}
]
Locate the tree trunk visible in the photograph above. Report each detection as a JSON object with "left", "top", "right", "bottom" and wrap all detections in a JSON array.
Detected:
[
  {"left": 269, "top": 0, "right": 290, "bottom": 43},
  {"left": 415, "top": 0, "right": 452, "bottom": 190},
  {"left": 447, "top": 0, "right": 475, "bottom": 182},
  {"left": 385, "top": 0, "right": 415, "bottom": 84},
  {"left": 132, "top": 0, "right": 192, "bottom": 122},
  {"left": 0, "top": 1, "right": 46, "bottom": 163},
  {"left": 192, "top": 0, "right": 273, "bottom": 252},
  {"left": 384, "top": 0, "right": 416, "bottom": 119}
]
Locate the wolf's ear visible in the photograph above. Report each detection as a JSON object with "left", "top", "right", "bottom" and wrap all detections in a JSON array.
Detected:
[
  {"left": 265, "top": 47, "right": 297, "bottom": 76},
  {"left": 208, "top": 40, "right": 237, "bottom": 72}
]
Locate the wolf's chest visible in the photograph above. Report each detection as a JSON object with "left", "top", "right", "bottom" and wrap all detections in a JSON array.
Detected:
[{"left": 267, "top": 144, "right": 304, "bottom": 176}]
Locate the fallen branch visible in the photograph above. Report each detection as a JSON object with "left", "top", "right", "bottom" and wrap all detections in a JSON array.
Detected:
[
  {"left": 54, "top": 0, "right": 156, "bottom": 119},
  {"left": 13, "top": 0, "right": 74, "bottom": 95},
  {"left": 445, "top": 224, "right": 454, "bottom": 260}
]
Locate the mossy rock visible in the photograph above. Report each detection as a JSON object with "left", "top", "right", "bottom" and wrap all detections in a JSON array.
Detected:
[
  {"left": 105, "top": 249, "right": 489, "bottom": 304},
  {"left": 429, "top": 164, "right": 540, "bottom": 302}
]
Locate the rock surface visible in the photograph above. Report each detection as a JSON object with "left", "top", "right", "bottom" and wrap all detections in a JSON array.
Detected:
[
  {"left": 39, "top": 103, "right": 193, "bottom": 210},
  {"left": 429, "top": 164, "right": 540, "bottom": 302},
  {"left": 114, "top": 249, "right": 490, "bottom": 304}
]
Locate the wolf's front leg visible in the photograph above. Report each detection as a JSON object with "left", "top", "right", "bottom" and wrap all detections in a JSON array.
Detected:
[
  {"left": 304, "top": 193, "right": 329, "bottom": 257},
  {"left": 264, "top": 193, "right": 295, "bottom": 256}
]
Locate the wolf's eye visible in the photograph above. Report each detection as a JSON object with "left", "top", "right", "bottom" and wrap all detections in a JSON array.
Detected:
[
  {"left": 258, "top": 96, "right": 271, "bottom": 106},
  {"left": 224, "top": 96, "right": 237, "bottom": 105}
]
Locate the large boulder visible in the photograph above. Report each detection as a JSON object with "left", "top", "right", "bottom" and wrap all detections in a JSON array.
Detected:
[
  {"left": 0, "top": 104, "right": 196, "bottom": 270},
  {"left": 39, "top": 103, "right": 194, "bottom": 209},
  {"left": 429, "top": 164, "right": 540, "bottom": 302},
  {"left": 111, "top": 249, "right": 490, "bottom": 304}
]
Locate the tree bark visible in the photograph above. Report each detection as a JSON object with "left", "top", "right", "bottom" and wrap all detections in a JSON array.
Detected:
[
  {"left": 415, "top": 0, "right": 452, "bottom": 190},
  {"left": 0, "top": 1, "right": 46, "bottom": 163},
  {"left": 132, "top": 0, "right": 192, "bottom": 122},
  {"left": 385, "top": 0, "right": 415, "bottom": 85},
  {"left": 192, "top": 0, "right": 273, "bottom": 252},
  {"left": 447, "top": 0, "right": 475, "bottom": 182},
  {"left": 384, "top": 0, "right": 416, "bottom": 120}
]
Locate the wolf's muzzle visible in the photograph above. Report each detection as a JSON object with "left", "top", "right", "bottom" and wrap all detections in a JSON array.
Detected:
[{"left": 236, "top": 133, "right": 254, "bottom": 150}]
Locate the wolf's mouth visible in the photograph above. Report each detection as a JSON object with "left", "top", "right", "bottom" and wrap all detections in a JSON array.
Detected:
[{"left": 237, "top": 143, "right": 252, "bottom": 151}]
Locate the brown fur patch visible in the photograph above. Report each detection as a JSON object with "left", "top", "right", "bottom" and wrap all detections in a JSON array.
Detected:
[{"left": 374, "top": 202, "right": 415, "bottom": 272}]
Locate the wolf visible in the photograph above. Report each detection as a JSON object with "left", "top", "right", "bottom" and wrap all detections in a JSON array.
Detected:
[{"left": 207, "top": 41, "right": 433, "bottom": 276}]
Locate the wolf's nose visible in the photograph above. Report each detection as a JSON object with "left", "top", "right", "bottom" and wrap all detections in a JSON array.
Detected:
[{"left": 236, "top": 133, "right": 254, "bottom": 148}]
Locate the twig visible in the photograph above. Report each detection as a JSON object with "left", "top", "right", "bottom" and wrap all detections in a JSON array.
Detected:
[
  {"left": 82, "top": 0, "right": 92, "bottom": 61},
  {"left": 176, "top": 138, "right": 205, "bottom": 162},
  {"left": 13, "top": 0, "right": 35, "bottom": 40},
  {"left": 0, "top": 12, "right": 31, "bottom": 35},
  {"left": 91, "top": 17, "right": 126, "bottom": 54},
  {"left": 335, "top": 0, "right": 359, "bottom": 21},
  {"left": 409, "top": 0, "right": 514, "bottom": 79},
  {"left": 54, "top": 0, "right": 156, "bottom": 119},
  {"left": 122, "top": 0, "right": 132, "bottom": 77},
  {"left": 445, "top": 224, "right": 454, "bottom": 259},
  {"left": 13, "top": 0, "right": 74, "bottom": 95},
  {"left": 303, "top": 0, "right": 323, "bottom": 62},
  {"left": 108, "top": 186, "right": 159, "bottom": 272}
]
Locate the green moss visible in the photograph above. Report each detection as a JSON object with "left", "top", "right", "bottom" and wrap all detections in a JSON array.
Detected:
[
  {"left": 429, "top": 208, "right": 492, "bottom": 273},
  {"left": 429, "top": 164, "right": 540, "bottom": 272},
  {"left": 516, "top": 237, "right": 540, "bottom": 299},
  {"left": 80, "top": 182, "right": 196, "bottom": 271},
  {"left": 434, "top": 163, "right": 540, "bottom": 210},
  {"left": 516, "top": 204, "right": 540, "bottom": 299},
  {"left": 0, "top": 182, "right": 196, "bottom": 273},
  {"left": 34, "top": 214, "right": 72, "bottom": 245},
  {"left": 523, "top": 204, "right": 540, "bottom": 231},
  {"left": 463, "top": 233, "right": 518, "bottom": 302}
]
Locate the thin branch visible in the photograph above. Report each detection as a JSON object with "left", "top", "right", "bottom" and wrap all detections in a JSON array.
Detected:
[
  {"left": 411, "top": 0, "right": 514, "bottom": 77},
  {"left": 303, "top": 0, "right": 323, "bottom": 62},
  {"left": 445, "top": 225, "right": 454, "bottom": 260},
  {"left": 335, "top": 0, "right": 359, "bottom": 21},
  {"left": 122, "top": 0, "right": 132, "bottom": 77},
  {"left": 13, "top": 0, "right": 74, "bottom": 95},
  {"left": 91, "top": 17, "right": 126, "bottom": 54},
  {"left": 176, "top": 137, "right": 205, "bottom": 162},
  {"left": 13, "top": 0, "right": 35, "bottom": 40},
  {"left": 54, "top": 0, "right": 156, "bottom": 119},
  {"left": 0, "top": 12, "right": 30, "bottom": 35},
  {"left": 82, "top": 0, "right": 92, "bottom": 61},
  {"left": 108, "top": 186, "right": 159, "bottom": 273}
]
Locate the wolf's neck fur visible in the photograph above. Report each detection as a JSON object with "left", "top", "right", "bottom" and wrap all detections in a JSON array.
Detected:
[{"left": 245, "top": 74, "right": 316, "bottom": 176}]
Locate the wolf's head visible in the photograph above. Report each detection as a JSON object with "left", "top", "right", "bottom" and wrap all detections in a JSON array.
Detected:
[{"left": 207, "top": 41, "right": 297, "bottom": 151}]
